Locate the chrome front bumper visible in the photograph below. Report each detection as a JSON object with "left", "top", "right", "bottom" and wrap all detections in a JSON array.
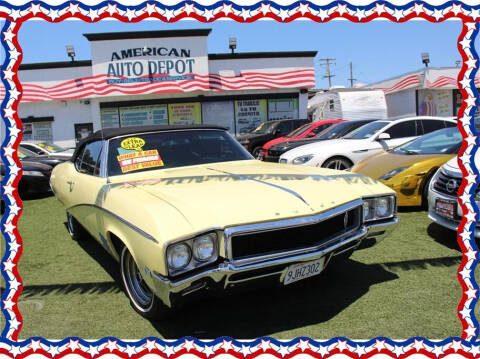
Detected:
[
  {"left": 148, "top": 217, "right": 399, "bottom": 307},
  {"left": 427, "top": 187, "right": 478, "bottom": 237}
]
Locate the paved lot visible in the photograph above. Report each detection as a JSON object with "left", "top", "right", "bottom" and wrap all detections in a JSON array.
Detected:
[{"left": 0, "top": 195, "right": 472, "bottom": 339}]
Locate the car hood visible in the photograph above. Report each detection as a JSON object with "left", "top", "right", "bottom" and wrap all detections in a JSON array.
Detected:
[
  {"left": 263, "top": 136, "right": 288, "bottom": 149},
  {"left": 271, "top": 137, "right": 324, "bottom": 151},
  {"left": 104, "top": 160, "right": 392, "bottom": 239},
  {"left": 352, "top": 152, "right": 455, "bottom": 179},
  {"left": 281, "top": 139, "right": 363, "bottom": 159}
]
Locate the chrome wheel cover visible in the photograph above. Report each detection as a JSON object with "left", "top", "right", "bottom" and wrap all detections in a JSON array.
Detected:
[{"left": 123, "top": 251, "right": 153, "bottom": 309}]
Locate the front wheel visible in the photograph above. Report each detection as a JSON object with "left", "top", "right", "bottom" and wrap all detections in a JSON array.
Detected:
[
  {"left": 252, "top": 146, "right": 262, "bottom": 159},
  {"left": 120, "top": 246, "right": 167, "bottom": 319},
  {"left": 322, "top": 157, "right": 353, "bottom": 171}
]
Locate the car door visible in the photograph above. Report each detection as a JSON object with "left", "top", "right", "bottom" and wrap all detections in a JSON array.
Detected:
[
  {"left": 60, "top": 140, "right": 108, "bottom": 239},
  {"left": 380, "top": 120, "right": 419, "bottom": 148}
]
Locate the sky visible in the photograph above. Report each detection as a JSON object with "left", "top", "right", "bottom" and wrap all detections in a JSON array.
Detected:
[{"left": 4, "top": 19, "right": 467, "bottom": 88}]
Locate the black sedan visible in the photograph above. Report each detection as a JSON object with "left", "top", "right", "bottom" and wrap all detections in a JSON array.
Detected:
[
  {"left": 1, "top": 160, "right": 53, "bottom": 197},
  {"left": 263, "top": 119, "right": 375, "bottom": 162},
  {"left": 19, "top": 145, "right": 69, "bottom": 168}
]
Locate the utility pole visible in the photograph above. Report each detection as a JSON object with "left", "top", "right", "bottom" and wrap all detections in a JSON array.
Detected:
[
  {"left": 319, "top": 58, "right": 336, "bottom": 88},
  {"left": 348, "top": 62, "right": 357, "bottom": 88}
]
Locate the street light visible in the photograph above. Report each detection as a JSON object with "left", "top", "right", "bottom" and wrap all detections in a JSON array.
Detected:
[
  {"left": 421, "top": 52, "right": 430, "bottom": 67},
  {"left": 229, "top": 37, "right": 237, "bottom": 54},
  {"left": 66, "top": 45, "right": 75, "bottom": 62}
]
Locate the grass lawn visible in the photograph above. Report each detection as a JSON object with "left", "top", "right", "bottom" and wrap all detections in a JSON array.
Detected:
[{"left": 0, "top": 195, "right": 473, "bottom": 339}]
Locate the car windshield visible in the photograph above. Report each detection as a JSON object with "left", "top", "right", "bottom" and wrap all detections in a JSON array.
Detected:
[
  {"left": 316, "top": 121, "right": 366, "bottom": 140},
  {"left": 343, "top": 121, "right": 389, "bottom": 139},
  {"left": 108, "top": 130, "right": 252, "bottom": 176},
  {"left": 37, "top": 142, "right": 67, "bottom": 153},
  {"left": 286, "top": 124, "right": 310, "bottom": 138},
  {"left": 18, "top": 146, "right": 37, "bottom": 158},
  {"left": 252, "top": 121, "right": 277, "bottom": 134},
  {"left": 392, "top": 127, "right": 462, "bottom": 155}
]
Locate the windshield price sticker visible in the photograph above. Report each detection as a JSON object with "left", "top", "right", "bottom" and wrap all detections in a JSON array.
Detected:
[
  {"left": 121, "top": 137, "right": 146, "bottom": 151},
  {"left": 117, "top": 149, "right": 164, "bottom": 173}
]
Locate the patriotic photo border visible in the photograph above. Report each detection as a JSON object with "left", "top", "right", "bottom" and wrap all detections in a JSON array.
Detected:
[{"left": 0, "top": 0, "right": 480, "bottom": 356}]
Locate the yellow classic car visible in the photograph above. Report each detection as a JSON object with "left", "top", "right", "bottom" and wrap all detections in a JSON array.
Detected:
[
  {"left": 51, "top": 125, "right": 398, "bottom": 319},
  {"left": 351, "top": 126, "right": 462, "bottom": 207}
]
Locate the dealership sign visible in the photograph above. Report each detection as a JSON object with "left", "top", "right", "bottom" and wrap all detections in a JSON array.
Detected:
[{"left": 90, "top": 37, "right": 209, "bottom": 85}]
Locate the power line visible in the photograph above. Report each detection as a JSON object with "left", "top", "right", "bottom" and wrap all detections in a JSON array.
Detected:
[{"left": 319, "top": 58, "right": 336, "bottom": 88}]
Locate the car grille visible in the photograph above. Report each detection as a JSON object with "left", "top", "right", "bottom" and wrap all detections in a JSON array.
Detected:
[
  {"left": 433, "top": 171, "right": 462, "bottom": 196},
  {"left": 230, "top": 206, "right": 361, "bottom": 264}
]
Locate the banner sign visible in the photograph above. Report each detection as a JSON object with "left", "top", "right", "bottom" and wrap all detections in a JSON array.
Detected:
[
  {"left": 168, "top": 103, "right": 202, "bottom": 125},
  {"left": 235, "top": 99, "right": 267, "bottom": 134}
]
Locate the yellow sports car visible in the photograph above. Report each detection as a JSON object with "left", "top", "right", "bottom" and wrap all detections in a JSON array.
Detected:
[
  {"left": 51, "top": 125, "right": 398, "bottom": 318},
  {"left": 351, "top": 126, "right": 462, "bottom": 207}
]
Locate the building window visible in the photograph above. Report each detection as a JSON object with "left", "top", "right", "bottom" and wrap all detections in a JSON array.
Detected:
[
  {"left": 329, "top": 99, "right": 335, "bottom": 111},
  {"left": 23, "top": 122, "right": 53, "bottom": 142}
]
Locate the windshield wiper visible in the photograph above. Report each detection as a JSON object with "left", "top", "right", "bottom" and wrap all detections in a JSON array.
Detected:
[{"left": 399, "top": 148, "right": 417, "bottom": 155}]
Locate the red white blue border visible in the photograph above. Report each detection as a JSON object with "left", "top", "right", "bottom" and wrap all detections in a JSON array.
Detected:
[{"left": 0, "top": 0, "right": 479, "bottom": 354}]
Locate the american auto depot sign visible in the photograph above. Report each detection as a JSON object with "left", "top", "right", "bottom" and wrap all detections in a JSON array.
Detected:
[{"left": 90, "top": 37, "right": 209, "bottom": 83}]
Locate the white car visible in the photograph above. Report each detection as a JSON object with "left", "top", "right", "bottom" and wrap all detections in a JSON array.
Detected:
[
  {"left": 20, "top": 142, "right": 74, "bottom": 158},
  {"left": 279, "top": 116, "right": 457, "bottom": 170},
  {"left": 428, "top": 153, "right": 480, "bottom": 237}
]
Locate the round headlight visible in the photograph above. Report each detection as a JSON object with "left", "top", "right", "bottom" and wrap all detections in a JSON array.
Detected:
[
  {"left": 167, "top": 243, "right": 191, "bottom": 270},
  {"left": 193, "top": 235, "right": 215, "bottom": 261},
  {"left": 363, "top": 201, "right": 371, "bottom": 220},
  {"left": 375, "top": 197, "right": 390, "bottom": 217}
]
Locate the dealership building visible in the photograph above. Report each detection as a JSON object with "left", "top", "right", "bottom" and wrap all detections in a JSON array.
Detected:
[
  {"left": 9, "top": 29, "right": 316, "bottom": 147},
  {"left": 368, "top": 66, "right": 479, "bottom": 121}
]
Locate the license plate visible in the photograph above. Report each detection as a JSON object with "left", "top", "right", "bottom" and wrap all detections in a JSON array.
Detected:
[
  {"left": 435, "top": 198, "right": 457, "bottom": 220},
  {"left": 283, "top": 258, "right": 325, "bottom": 285}
]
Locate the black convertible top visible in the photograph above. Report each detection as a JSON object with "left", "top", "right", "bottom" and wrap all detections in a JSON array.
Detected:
[{"left": 72, "top": 124, "right": 227, "bottom": 160}]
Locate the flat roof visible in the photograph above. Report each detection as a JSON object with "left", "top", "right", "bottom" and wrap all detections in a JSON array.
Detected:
[
  {"left": 208, "top": 51, "right": 317, "bottom": 60},
  {"left": 84, "top": 29, "right": 212, "bottom": 41},
  {"left": 19, "top": 60, "right": 92, "bottom": 71}
]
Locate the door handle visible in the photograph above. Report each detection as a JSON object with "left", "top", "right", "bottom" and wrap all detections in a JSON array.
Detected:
[{"left": 67, "top": 180, "right": 75, "bottom": 192}]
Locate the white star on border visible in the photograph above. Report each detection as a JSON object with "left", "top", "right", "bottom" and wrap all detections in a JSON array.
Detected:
[
  {"left": 354, "top": 8, "right": 366, "bottom": 20},
  {"left": 29, "top": 3, "right": 42, "bottom": 15},
  {"left": 9, "top": 88, "right": 21, "bottom": 100},
  {"left": 239, "top": 345, "right": 251, "bottom": 357},
  {"left": 143, "top": 340, "right": 156, "bottom": 352},
  {"left": 87, "top": 345, "right": 99, "bottom": 357},
  {"left": 3, "top": 29, "right": 15, "bottom": 42},
  {"left": 164, "top": 345, "right": 175, "bottom": 357},
  {"left": 468, "top": 344, "right": 480, "bottom": 356},
  {"left": 460, "top": 77, "right": 471, "bottom": 89},
  {"left": 460, "top": 307, "right": 471, "bottom": 319},
  {"left": 202, "top": 344, "right": 215, "bottom": 357},
  {"left": 202, "top": 8, "right": 214, "bottom": 20},
  {"left": 278, "top": 345, "right": 290, "bottom": 357},
  {"left": 459, "top": 38, "right": 471, "bottom": 49},
  {"left": 10, "top": 345, "right": 22, "bottom": 357},
  {"left": 9, "top": 240, "right": 21, "bottom": 253},
  {"left": 336, "top": 3, "right": 348, "bottom": 15},
  {"left": 3, "top": 298, "right": 14, "bottom": 310},
  {"left": 432, "top": 345, "right": 444, "bottom": 357},
  {"left": 47, "top": 8, "right": 59, "bottom": 21},
  {"left": 8, "top": 9, "right": 22, "bottom": 21},
  {"left": 144, "top": 3, "right": 156, "bottom": 15},
  {"left": 466, "top": 58, "right": 477, "bottom": 69},
  {"left": 9, "top": 203, "right": 21, "bottom": 216},
  {"left": 3, "top": 184, "right": 15, "bottom": 196},
  {"left": 182, "top": 339, "right": 195, "bottom": 352},
  {"left": 3, "top": 68, "right": 15, "bottom": 81},
  {"left": 221, "top": 339, "right": 234, "bottom": 352},
  {"left": 29, "top": 340, "right": 42, "bottom": 352},
  {"left": 240, "top": 8, "right": 250, "bottom": 20},
  {"left": 465, "top": 210, "right": 477, "bottom": 223},
  {"left": 413, "top": 3, "right": 424, "bottom": 14},
  {"left": 9, "top": 48, "right": 21, "bottom": 61},
  {"left": 259, "top": 3, "right": 271, "bottom": 15},
  {"left": 469, "top": 8, "right": 480, "bottom": 20},
  {"left": 87, "top": 8, "right": 99, "bottom": 21},
  {"left": 375, "top": 3, "right": 386, "bottom": 15},
  {"left": 47, "top": 345, "right": 59, "bottom": 356},
  {"left": 106, "top": 3, "right": 118, "bottom": 15},
  {"left": 318, "top": 9, "right": 329, "bottom": 20},
  {"left": 105, "top": 340, "right": 118, "bottom": 352},
  {"left": 124, "top": 345, "right": 137, "bottom": 357},
  {"left": 297, "top": 3, "right": 310, "bottom": 15},
  {"left": 392, "top": 345, "right": 404, "bottom": 357},
  {"left": 393, "top": 8, "right": 404, "bottom": 21},
  {"left": 432, "top": 8, "right": 444, "bottom": 21},
  {"left": 277, "top": 8, "right": 290, "bottom": 21},
  {"left": 125, "top": 8, "right": 136, "bottom": 21},
  {"left": 465, "top": 325, "right": 477, "bottom": 338},
  {"left": 450, "top": 340, "right": 464, "bottom": 352},
  {"left": 4, "top": 223, "right": 15, "bottom": 237},
  {"left": 10, "top": 277, "right": 21, "bottom": 291},
  {"left": 222, "top": 3, "right": 233, "bottom": 15},
  {"left": 67, "top": 339, "right": 80, "bottom": 351},
  {"left": 68, "top": 3, "right": 80, "bottom": 14},
  {"left": 451, "top": 3, "right": 462, "bottom": 15}
]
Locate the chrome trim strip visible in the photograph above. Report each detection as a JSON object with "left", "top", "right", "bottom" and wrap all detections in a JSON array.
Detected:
[
  {"left": 67, "top": 204, "right": 158, "bottom": 243},
  {"left": 206, "top": 167, "right": 312, "bottom": 209},
  {"left": 224, "top": 199, "right": 363, "bottom": 265}
]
